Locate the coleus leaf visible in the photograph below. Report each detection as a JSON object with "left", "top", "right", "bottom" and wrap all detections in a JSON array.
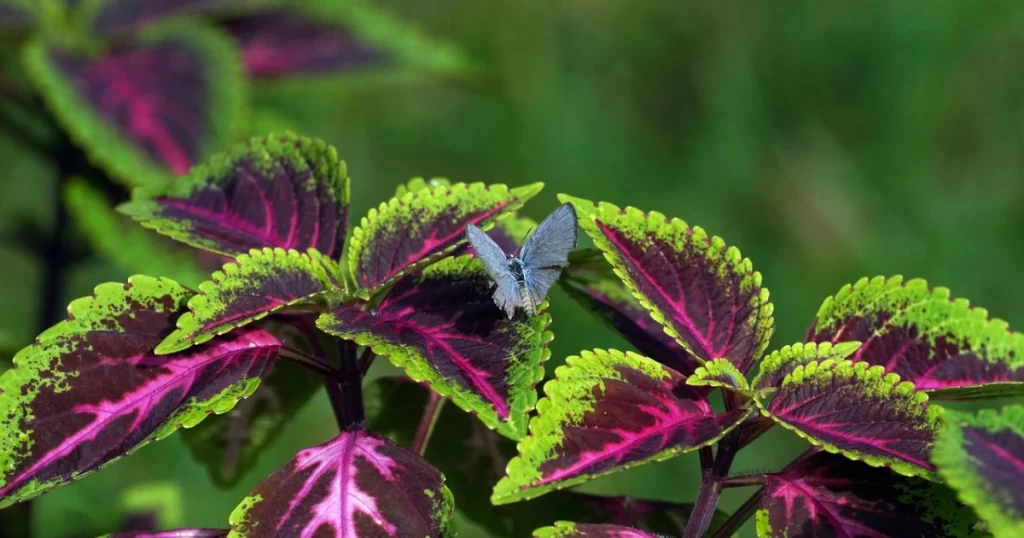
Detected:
[
  {"left": 65, "top": 177, "right": 208, "bottom": 288},
  {"left": 559, "top": 248, "right": 697, "bottom": 375},
  {"left": 686, "top": 358, "right": 750, "bottom": 393},
  {"left": 219, "top": 8, "right": 387, "bottom": 78},
  {"left": 932, "top": 405, "right": 1024, "bottom": 538},
  {"left": 492, "top": 348, "right": 750, "bottom": 504},
  {"left": 750, "top": 341, "right": 861, "bottom": 393},
  {"left": 156, "top": 247, "right": 345, "bottom": 354},
  {"left": 181, "top": 315, "right": 324, "bottom": 486},
  {"left": 348, "top": 181, "right": 543, "bottom": 293},
  {"left": 83, "top": 0, "right": 245, "bottom": 37},
  {"left": 807, "top": 275, "right": 1024, "bottom": 400},
  {"left": 756, "top": 452, "right": 982, "bottom": 538},
  {"left": 23, "top": 22, "right": 245, "bottom": 187},
  {"left": 533, "top": 522, "right": 660, "bottom": 538},
  {"left": 754, "top": 359, "right": 941, "bottom": 477},
  {"left": 560, "top": 195, "right": 774, "bottom": 374},
  {"left": 228, "top": 427, "right": 455, "bottom": 537},
  {"left": 394, "top": 176, "right": 542, "bottom": 258},
  {"left": 119, "top": 132, "right": 350, "bottom": 258},
  {"left": 101, "top": 531, "right": 229, "bottom": 538},
  {"left": 366, "top": 376, "right": 729, "bottom": 537},
  {"left": 318, "top": 255, "right": 551, "bottom": 440},
  {"left": 0, "top": 276, "right": 282, "bottom": 507}
]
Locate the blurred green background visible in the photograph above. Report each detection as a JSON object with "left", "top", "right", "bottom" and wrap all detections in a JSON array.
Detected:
[{"left": 2, "top": 0, "right": 1024, "bottom": 536}]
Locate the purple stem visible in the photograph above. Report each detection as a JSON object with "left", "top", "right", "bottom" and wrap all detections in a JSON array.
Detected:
[
  {"left": 718, "top": 473, "right": 768, "bottom": 489},
  {"left": 357, "top": 346, "right": 376, "bottom": 377},
  {"left": 411, "top": 390, "right": 446, "bottom": 455},
  {"left": 684, "top": 430, "right": 743, "bottom": 538},
  {"left": 337, "top": 340, "right": 364, "bottom": 428},
  {"left": 279, "top": 346, "right": 342, "bottom": 380},
  {"left": 709, "top": 486, "right": 765, "bottom": 538}
]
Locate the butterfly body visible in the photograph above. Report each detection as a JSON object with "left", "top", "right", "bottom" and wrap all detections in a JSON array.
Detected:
[{"left": 466, "top": 203, "right": 578, "bottom": 319}]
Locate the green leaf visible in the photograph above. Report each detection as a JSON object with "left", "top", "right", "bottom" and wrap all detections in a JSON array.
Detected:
[
  {"left": 932, "top": 405, "right": 1024, "bottom": 538},
  {"left": 23, "top": 21, "right": 246, "bottom": 187},
  {"left": 755, "top": 359, "right": 942, "bottom": 478},
  {"left": 751, "top": 341, "right": 862, "bottom": 393},
  {"left": 807, "top": 275, "right": 1024, "bottom": 400},
  {"left": 118, "top": 132, "right": 351, "bottom": 259},
  {"left": 156, "top": 247, "right": 345, "bottom": 355},
  {"left": 348, "top": 181, "right": 543, "bottom": 293},
  {"left": 559, "top": 195, "right": 774, "bottom": 374},
  {"left": 493, "top": 349, "right": 750, "bottom": 504},
  {"left": 319, "top": 255, "right": 551, "bottom": 440},
  {"left": 64, "top": 177, "right": 208, "bottom": 288},
  {"left": 687, "top": 358, "right": 751, "bottom": 393}
]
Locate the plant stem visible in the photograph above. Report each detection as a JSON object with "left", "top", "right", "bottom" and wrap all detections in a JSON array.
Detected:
[
  {"left": 709, "top": 486, "right": 765, "bottom": 538},
  {"left": 323, "top": 376, "right": 347, "bottom": 431},
  {"left": 337, "top": 340, "right": 364, "bottom": 429},
  {"left": 357, "top": 346, "right": 376, "bottom": 377},
  {"left": 685, "top": 433, "right": 742, "bottom": 538},
  {"left": 718, "top": 473, "right": 767, "bottom": 489},
  {"left": 411, "top": 390, "right": 446, "bottom": 456},
  {"left": 279, "top": 346, "right": 342, "bottom": 380}
]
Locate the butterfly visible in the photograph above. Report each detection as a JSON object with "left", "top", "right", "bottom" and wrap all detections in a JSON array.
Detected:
[{"left": 466, "top": 203, "right": 578, "bottom": 319}]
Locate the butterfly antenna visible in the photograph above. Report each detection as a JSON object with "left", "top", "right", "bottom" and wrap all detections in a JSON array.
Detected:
[{"left": 518, "top": 227, "right": 536, "bottom": 253}]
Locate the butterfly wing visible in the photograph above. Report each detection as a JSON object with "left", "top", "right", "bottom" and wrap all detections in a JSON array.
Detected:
[
  {"left": 524, "top": 266, "right": 562, "bottom": 308},
  {"left": 520, "top": 203, "right": 578, "bottom": 270},
  {"left": 467, "top": 223, "right": 520, "bottom": 318}
]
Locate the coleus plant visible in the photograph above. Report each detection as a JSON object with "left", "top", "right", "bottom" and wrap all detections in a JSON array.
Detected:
[
  {"left": 0, "top": 0, "right": 471, "bottom": 331},
  {"left": 1, "top": 131, "right": 1022, "bottom": 538}
]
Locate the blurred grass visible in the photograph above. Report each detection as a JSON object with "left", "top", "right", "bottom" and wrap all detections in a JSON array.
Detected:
[{"left": 2, "top": 0, "right": 1024, "bottom": 536}]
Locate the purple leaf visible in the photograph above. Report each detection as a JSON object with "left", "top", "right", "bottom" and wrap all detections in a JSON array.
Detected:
[
  {"left": 318, "top": 255, "right": 551, "bottom": 440},
  {"left": 807, "top": 276, "right": 1024, "bottom": 400},
  {"left": 756, "top": 359, "right": 941, "bottom": 477},
  {"left": 119, "top": 133, "right": 350, "bottom": 258},
  {"left": 561, "top": 196, "right": 774, "bottom": 374},
  {"left": 228, "top": 427, "right": 455, "bottom": 537},
  {"left": 156, "top": 247, "right": 345, "bottom": 354},
  {"left": 560, "top": 248, "right": 697, "bottom": 376},
  {"left": 348, "top": 181, "right": 543, "bottom": 292},
  {"left": 533, "top": 522, "right": 660, "bottom": 538},
  {"left": 757, "top": 452, "right": 981, "bottom": 538},
  {"left": 493, "top": 349, "right": 750, "bottom": 504},
  {"left": 932, "top": 405, "right": 1024, "bottom": 537},
  {"left": 220, "top": 9, "right": 387, "bottom": 78},
  {"left": 84, "top": 0, "right": 243, "bottom": 36},
  {"left": 0, "top": 276, "right": 282, "bottom": 507},
  {"left": 23, "top": 24, "right": 244, "bottom": 187},
  {"left": 105, "top": 531, "right": 229, "bottom": 538}
]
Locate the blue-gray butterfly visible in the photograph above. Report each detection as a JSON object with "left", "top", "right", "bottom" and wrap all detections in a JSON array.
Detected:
[{"left": 466, "top": 203, "right": 578, "bottom": 319}]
